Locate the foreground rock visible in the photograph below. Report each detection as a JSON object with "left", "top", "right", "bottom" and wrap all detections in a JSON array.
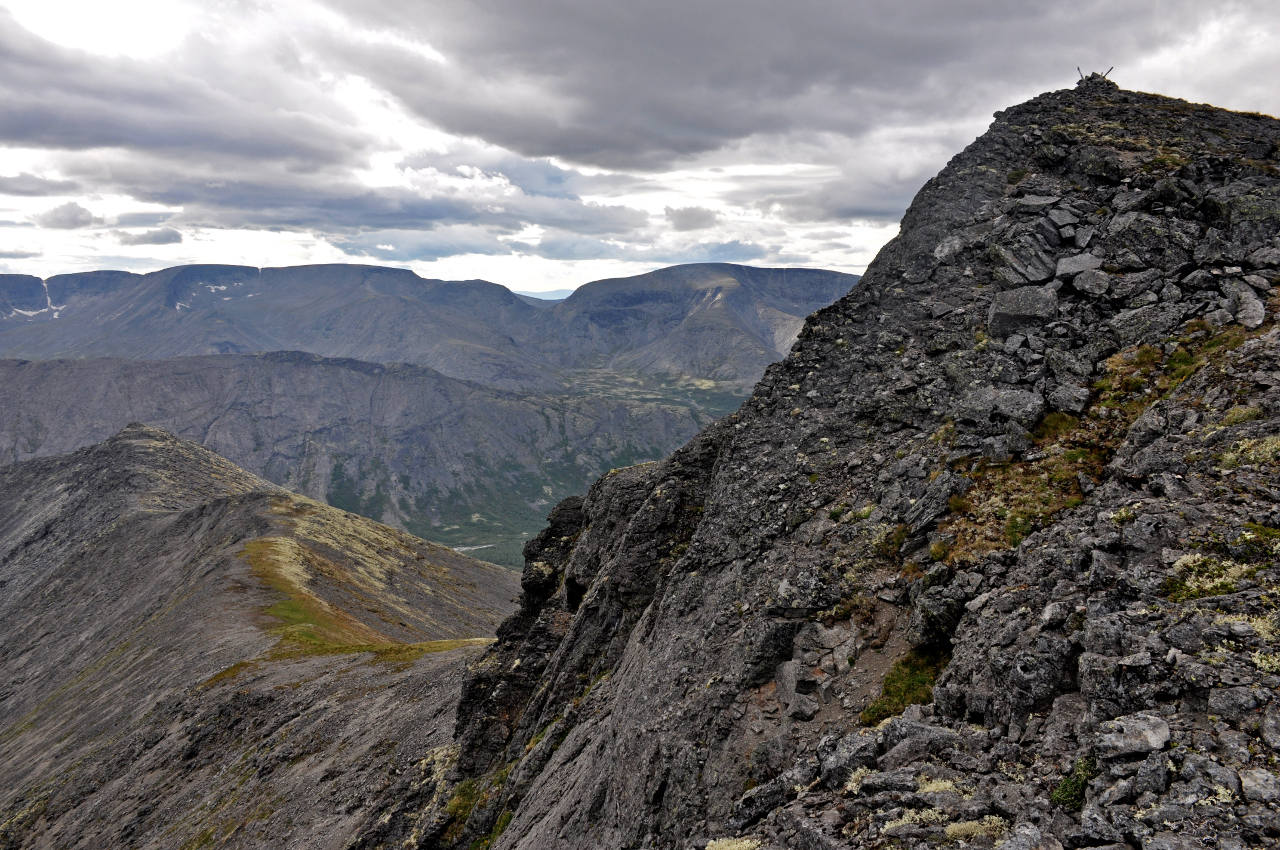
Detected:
[
  {"left": 0, "top": 425, "right": 518, "bottom": 849},
  {"left": 399, "top": 77, "right": 1280, "bottom": 849}
]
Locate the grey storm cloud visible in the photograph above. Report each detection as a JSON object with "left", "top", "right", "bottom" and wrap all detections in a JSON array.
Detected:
[
  {"left": 665, "top": 206, "right": 718, "bottom": 231},
  {"left": 0, "top": 249, "right": 40, "bottom": 259},
  {"left": 4, "top": 2, "right": 1279, "bottom": 269},
  {"left": 317, "top": 0, "right": 1280, "bottom": 170},
  {"left": 34, "top": 201, "right": 98, "bottom": 229},
  {"left": 118, "top": 227, "right": 183, "bottom": 245},
  {"left": 56, "top": 151, "right": 649, "bottom": 236},
  {"left": 0, "top": 172, "right": 79, "bottom": 196}
]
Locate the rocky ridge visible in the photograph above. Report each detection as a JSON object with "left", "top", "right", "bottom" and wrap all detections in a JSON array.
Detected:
[
  {"left": 0, "top": 425, "right": 519, "bottom": 849},
  {"left": 397, "top": 77, "right": 1280, "bottom": 849}
]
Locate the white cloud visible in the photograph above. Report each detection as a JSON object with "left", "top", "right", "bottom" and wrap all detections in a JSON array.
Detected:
[{"left": 34, "top": 200, "right": 98, "bottom": 229}]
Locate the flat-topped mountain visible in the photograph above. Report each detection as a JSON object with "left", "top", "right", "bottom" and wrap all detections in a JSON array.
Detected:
[
  {"left": 0, "top": 263, "right": 857, "bottom": 392},
  {"left": 0, "top": 424, "right": 518, "bottom": 849},
  {"left": 399, "top": 77, "right": 1280, "bottom": 849}
]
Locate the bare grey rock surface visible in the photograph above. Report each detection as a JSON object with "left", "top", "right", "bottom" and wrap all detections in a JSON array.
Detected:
[
  {"left": 408, "top": 77, "right": 1280, "bottom": 849},
  {"left": 0, "top": 425, "right": 518, "bottom": 849}
]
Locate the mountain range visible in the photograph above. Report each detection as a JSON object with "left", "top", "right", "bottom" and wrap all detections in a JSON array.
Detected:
[
  {"left": 0, "top": 263, "right": 856, "bottom": 564},
  {"left": 0, "top": 262, "right": 855, "bottom": 392}
]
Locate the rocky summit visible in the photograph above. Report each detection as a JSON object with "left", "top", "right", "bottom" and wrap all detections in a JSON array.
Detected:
[{"left": 386, "top": 77, "right": 1280, "bottom": 849}]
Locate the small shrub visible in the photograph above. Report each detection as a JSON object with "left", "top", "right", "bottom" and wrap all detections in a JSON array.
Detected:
[
  {"left": 1252, "top": 652, "right": 1280, "bottom": 673},
  {"left": 1222, "top": 405, "right": 1263, "bottom": 426},
  {"left": 1162, "top": 553, "right": 1258, "bottom": 602},
  {"left": 874, "top": 523, "right": 910, "bottom": 561},
  {"left": 1109, "top": 505, "right": 1137, "bottom": 525},
  {"left": 1007, "top": 168, "right": 1028, "bottom": 183},
  {"left": 1004, "top": 512, "right": 1033, "bottom": 545},
  {"left": 706, "top": 839, "right": 763, "bottom": 850},
  {"left": 944, "top": 815, "right": 1009, "bottom": 842},
  {"left": 1050, "top": 756, "right": 1098, "bottom": 810},
  {"left": 860, "top": 646, "right": 949, "bottom": 725},
  {"left": 1035, "top": 412, "right": 1079, "bottom": 441}
]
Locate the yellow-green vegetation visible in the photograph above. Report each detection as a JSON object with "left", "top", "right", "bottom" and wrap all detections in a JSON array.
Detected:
[
  {"left": 1216, "top": 612, "right": 1278, "bottom": 642},
  {"left": 442, "top": 762, "right": 517, "bottom": 843},
  {"left": 884, "top": 807, "right": 948, "bottom": 831},
  {"left": 1252, "top": 651, "right": 1280, "bottom": 673},
  {"left": 944, "top": 325, "right": 1250, "bottom": 563},
  {"left": 1141, "top": 149, "right": 1190, "bottom": 173},
  {"left": 916, "top": 777, "right": 956, "bottom": 794},
  {"left": 200, "top": 660, "right": 257, "bottom": 689},
  {"left": 1050, "top": 756, "right": 1098, "bottom": 810},
  {"left": 844, "top": 766, "right": 872, "bottom": 794},
  {"left": 443, "top": 780, "right": 485, "bottom": 843},
  {"left": 1222, "top": 404, "right": 1263, "bottom": 426},
  {"left": 944, "top": 815, "right": 1009, "bottom": 842},
  {"left": 1220, "top": 435, "right": 1280, "bottom": 469},
  {"left": 242, "top": 535, "right": 388, "bottom": 652},
  {"left": 1161, "top": 553, "right": 1259, "bottom": 602},
  {"left": 860, "top": 646, "right": 950, "bottom": 725},
  {"left": 237, "top": 495, "right": 496, "bottom": 661},
  {"left": 1109, "top": 505, "right": 1138, "bottom": 525},
  {"left": 706, "top": 839, "right": 763, "bottom": 850},
  {"left": 941, "top": 415, "right": 1103, "bottom": 559}
]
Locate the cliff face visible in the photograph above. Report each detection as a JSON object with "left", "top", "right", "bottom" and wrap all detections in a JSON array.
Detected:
[
  {"left": 414, "top": 78, "right": 1280, "bottom": 849},
  {"left": 0, "top": 426, "right": 518, "bottom": 849}
]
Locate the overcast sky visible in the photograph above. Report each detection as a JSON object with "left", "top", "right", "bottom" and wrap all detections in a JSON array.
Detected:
[{"left": 1, "top": 1, "right": 1278, "bottom": 291}]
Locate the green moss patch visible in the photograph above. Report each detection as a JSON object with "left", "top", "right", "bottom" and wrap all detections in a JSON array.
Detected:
[
  {"left": 1050, "top": 756, "right": 1098, "bottom": 810},
  {"left": 860, "top": 646, "right": 950, "bottom": 725}
]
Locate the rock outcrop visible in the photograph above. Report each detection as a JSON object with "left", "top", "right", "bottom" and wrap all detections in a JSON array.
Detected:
[
  {"left": 0, "top": 425, "right": 519, "bottom": 849},
  {"left": 409, "top": 77, "right": 1280, "bottom": 849}
]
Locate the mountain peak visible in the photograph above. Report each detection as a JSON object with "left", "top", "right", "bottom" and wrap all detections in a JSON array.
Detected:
[{"left": 419, "top": 84, "right": 1280, "bottom": 848}]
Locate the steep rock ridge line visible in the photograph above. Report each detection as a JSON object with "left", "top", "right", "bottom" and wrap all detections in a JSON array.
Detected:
[
  {"left": 389, "top": 77, "right": 1280, "bottom": 849},
  {"left": 0, "top": 425, "right": 518, "bottom": 849}
]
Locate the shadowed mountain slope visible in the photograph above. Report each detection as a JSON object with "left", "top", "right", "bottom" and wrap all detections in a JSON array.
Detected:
[
  {"left": 0, "top": 352, "right": 715, "bottom": 567},
  {"left": 0, "top": 425, "right": 517, "bottom": 849},
  {"left": 381, "top": 78, "right": 1280, "bottom": 849}
]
